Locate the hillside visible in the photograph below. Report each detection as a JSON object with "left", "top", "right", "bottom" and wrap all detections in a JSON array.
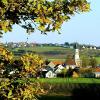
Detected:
[{"left": 6, "top": 46, "right": 100, "bottom": 64}]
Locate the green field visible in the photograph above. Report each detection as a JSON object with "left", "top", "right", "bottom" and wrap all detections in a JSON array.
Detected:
[
  {"left": 96, "top": 57, "right": 100, "bottom": 64},
  {"left": 15, "top": 78, "right": 100, "bottom": 99},
  {"left": 30, "top": 78, "right": 100, "bottom": 84},
  {"left": 16, "top": 78, "right": 100, "bottom": 85},
  {"left": 10, "top": 46, "right": 74, "bottom": 60},
  {"left": 34, "top": 78, "right": 100, "bottom": 99},
  {"left": 7, "top": 46, "right": 100, "bottom": 64}
]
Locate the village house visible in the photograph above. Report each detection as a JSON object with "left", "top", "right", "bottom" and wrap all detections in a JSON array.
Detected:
[
  {"left": 94, "top": 67, "right": 100, "bottom": 78},
  {"left": 41, "top": 61, "right": 65, "bottom": 78},
  {"left": 47, "top": 61, "right": 55, "bottom": 69},
  {"left": 65, "top": 59, "right": 76, "bottom": 69},
  {"left": 82, "top": 46, "right": 86, "bottom": 49},
  {"left": 46, "top": 70, "right": 56, "bottom": 78},
  {"left": 40, "top": 44, "right": 82, "bottom": 78},
  {"left": 41, "top": 66, "right": 56, "bottom": 78},
  {"left": 52, "top": 61, "right": 63, "bottom": 65},
  {"left": 54, "top": 64, "right": 65, "bottom": 74}
]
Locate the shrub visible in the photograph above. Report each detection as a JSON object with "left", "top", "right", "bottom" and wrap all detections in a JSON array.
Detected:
[
  {"left": 79, "top": 68, "right": 95, "bottom": 78},
  {"left": 0, "top": 46, "right": 45, "bottom": 100}
]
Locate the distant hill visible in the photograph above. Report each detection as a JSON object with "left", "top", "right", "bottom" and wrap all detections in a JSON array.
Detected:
[{"left": 5, "top": 45, "right": 100, "bottom": 64}]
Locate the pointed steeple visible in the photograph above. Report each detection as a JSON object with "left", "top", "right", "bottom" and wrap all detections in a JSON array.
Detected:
[{"left": 74, "top": 43, "right": 78, "bottom": 49}]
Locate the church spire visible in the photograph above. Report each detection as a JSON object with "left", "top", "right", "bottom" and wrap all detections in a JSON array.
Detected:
[
  {"left": 74, "top": 43, "right": 81, "bottom": 67},
  {"left": 75, "top": 49, "right": 80, "bottom": 61}
]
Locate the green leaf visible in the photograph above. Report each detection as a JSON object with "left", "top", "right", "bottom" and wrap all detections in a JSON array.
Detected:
[
  {"left": 8, "top": 90, "right": 12, "bottom": 98},
  {"left": 28, "top": 0, "right": 33, "bottom": 3},
  {"left": 1, "top": 0, "right": 8, "bottom": 4},
  {"left": 48, "top": 7, "right": 53, "bottom": 12},
  {"left": 37, "top": 4, "right": 41, "bottom": 10}
]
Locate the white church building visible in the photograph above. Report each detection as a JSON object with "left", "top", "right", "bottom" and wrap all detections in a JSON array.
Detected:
[{"left": 75, "top": 48, "right": 82, "bottom": 67}]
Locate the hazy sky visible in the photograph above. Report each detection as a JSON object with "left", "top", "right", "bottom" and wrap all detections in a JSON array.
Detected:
[{"left": 1, "top": 0, "right": 100, "bottom": 46}]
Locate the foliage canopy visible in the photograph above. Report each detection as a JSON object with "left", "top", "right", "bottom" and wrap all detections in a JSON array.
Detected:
[
  {"left": 0, "top": 0, "right": 90, "bottom": 36},
  {"left": 0, "top": 46, "right": 45, "bottom": 100}
]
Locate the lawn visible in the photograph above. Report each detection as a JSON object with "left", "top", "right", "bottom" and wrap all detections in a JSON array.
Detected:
[
  {"left": 30, "top": 78, "right": 100, "bottom": 84},
  {"left": 15, "top": 78, "right": 100, "bottom": 99},
  {"left": 96, "top": 57, "right": 100, "bottom": 64},
  {"left": 35, "top": 78, "right": 100, "bottom": 99}
]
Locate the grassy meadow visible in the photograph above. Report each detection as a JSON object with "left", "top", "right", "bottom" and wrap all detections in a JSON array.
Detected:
[
  {"left": 8, "top": 46, "right": 100, "bottom": 64},
  {"left": 10, "top": 46, "right": 74, "bottom": 60},
  {"left": 96, "top": 57, "right": 100, "bottom": 64},
  {"left": 16, "top": 78, "right": 100, "bottom": 99},
  {"left": 30, "top": 78, "right": 100, "bottom": 84},
  {"left": 34, "top": 78, "right": 100, "bottom": 99}
]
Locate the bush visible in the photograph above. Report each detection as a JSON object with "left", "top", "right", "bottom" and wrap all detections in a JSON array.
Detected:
[
  {"left": 79, "top": 68, "right": 95, "bottom": 78},
  {"left": 0, "top": 46, "right": 45, "bottom": 100}
]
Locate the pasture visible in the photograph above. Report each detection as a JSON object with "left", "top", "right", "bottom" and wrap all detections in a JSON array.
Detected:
[
  {"left": 30, "top": 78, "right": 100, "bottom": 84},
  {"left": 96, "top": 57, "right": 100, "bottom": 64},
  {"left": 10, "top": 46, "right": 74, "bottom": 60},
  {"left": 7, "top": 46, "right": 100, "bottom": 64},
  {"left": 34, "top": 78, "right": 100, "bottom": 99}
]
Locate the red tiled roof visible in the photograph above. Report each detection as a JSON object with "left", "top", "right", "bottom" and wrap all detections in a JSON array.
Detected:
[
  {"left": 95, "top": 67, "right": 100, "bottom": 72},
  {"left": 66, "top": 59, "right": 76, "bottom": 65},
  {"left": 52, "top": 61, "right": 63, "bottom": 65}
]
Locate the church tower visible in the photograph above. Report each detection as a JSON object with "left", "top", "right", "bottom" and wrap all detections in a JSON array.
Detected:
[{"left": 74, "top": 44, "right": 81, "bottom": 67}]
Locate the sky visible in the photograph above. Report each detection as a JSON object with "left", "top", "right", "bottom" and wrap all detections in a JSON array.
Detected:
[{"left": 0, "top": 0, "right": 100, "bottom": 46}]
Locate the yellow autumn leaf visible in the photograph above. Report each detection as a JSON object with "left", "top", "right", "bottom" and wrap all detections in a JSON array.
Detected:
[
  {"left": 2, "top": 50, "right": 6, "bottom": 55},
  {"left": 38, "top": 25, "right": 45, "bottom": 31},
  {"left": 48, "top": 7, "right": 53, "bottom": 12},
  {"left": 44, "top": 18, "right": 52, "bottom": 24},
  {"left": 37, "top": 4, "right": 41, "bottom": 10}
]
